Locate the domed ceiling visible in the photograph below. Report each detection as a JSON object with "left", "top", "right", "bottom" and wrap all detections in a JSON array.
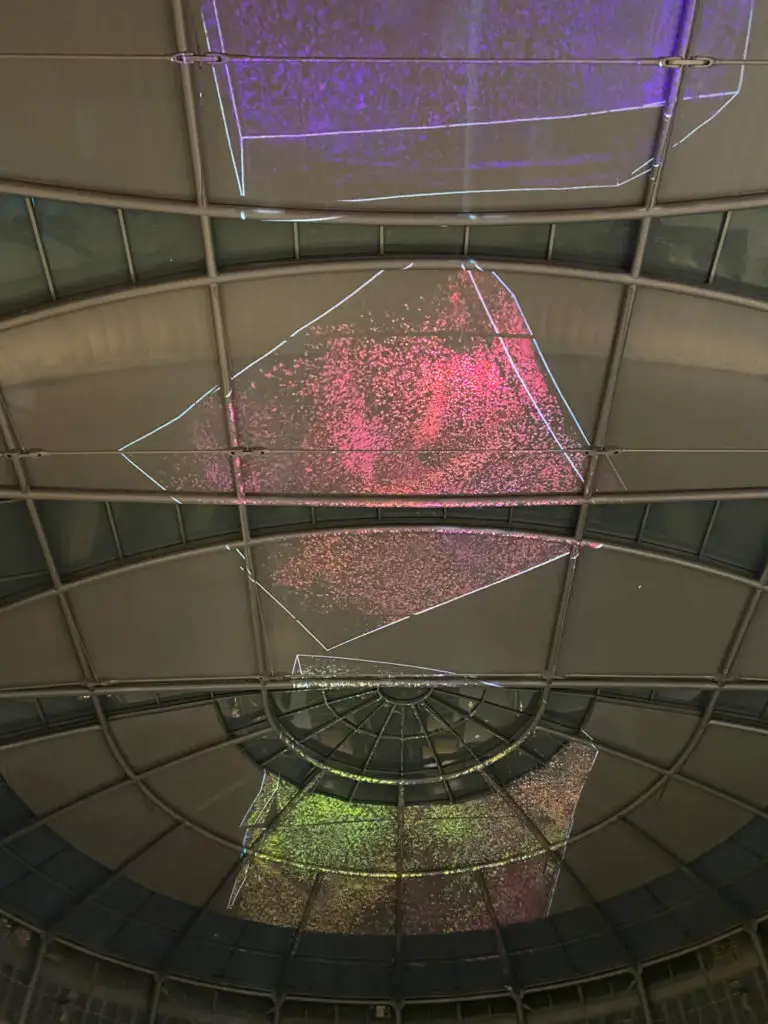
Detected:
[{"left": 0, "top": 0, "right": 767, "bottom": 1016}]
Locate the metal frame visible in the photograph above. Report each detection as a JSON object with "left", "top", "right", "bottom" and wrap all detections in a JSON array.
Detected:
[
  {"left": 1, "top": 905, "right": 766, "bottom": 1017},
  {"left": 3, "top": 178, "right": 768, "bottom": 225},
  {"left": 4, "top": 256, "right": 768, "bottom": 339},
  {"left": 0, "top": 525, "right": 764, "bottom": 628},
  {"left": 1, "top": 0, "right": 768, "bottom": 1008},
  {"left": 3, "top": 482, "right": 768, "bottom": 506}
]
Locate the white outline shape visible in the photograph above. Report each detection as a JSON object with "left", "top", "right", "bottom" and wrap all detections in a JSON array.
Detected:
[
  {"left": 467, "top": 270, "right": 584, "bottom": 482},
  {"left": 119, "top": 270, "right": 385, "bottom": 475},
  {"left": 319, "top": 548, "right": 573, "bottom": 651},
  {"left": 490, "top": 272, "right": 590, "bottom": 445},
  {"left": 242, "top": 100, "right": 671, "bottom": 142}
]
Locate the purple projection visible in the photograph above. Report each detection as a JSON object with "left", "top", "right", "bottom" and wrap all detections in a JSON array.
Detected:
[
  {"left": 199, "top": 0, "right": 753, "bottom": 207},
  {"left": 120, "top": 268, "right": 590, "bottom": 499}
]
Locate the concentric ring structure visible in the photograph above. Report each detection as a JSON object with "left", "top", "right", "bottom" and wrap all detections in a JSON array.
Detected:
[{"left": 1, "top": 1, "right": 768, "bottom": 1023}]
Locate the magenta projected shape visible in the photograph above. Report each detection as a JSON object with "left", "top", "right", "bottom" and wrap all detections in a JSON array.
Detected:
[
  {"left": 196, "top": 0, "right": 753, "bottom": 207},
  {"left": 120, "top": 268, "right": 590, "bottom": 499}
]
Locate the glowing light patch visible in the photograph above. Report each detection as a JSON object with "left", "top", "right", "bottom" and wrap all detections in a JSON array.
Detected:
[
  {"left": 121, "top": 269, "right": 590, "bottom": 499},
  {"left": 253, "top": 528, "right": 571, "bottom": 648},
  {"left": 198, "top": 0, "right": 752, "bottom": 206},
  {"left": 229, "top": 740, "right": 596, "bottom": 932}
]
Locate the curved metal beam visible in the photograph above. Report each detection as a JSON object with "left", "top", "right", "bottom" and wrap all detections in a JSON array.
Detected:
[
  {"left": 2, "top": 258, "right": 768, "bottom": 340},
  {"left": 1, "top": 675, "right": 768, "bottom": 700},
  {"left": 5, "top": 482, "right": 768, "bottom": 508},
  {"left": 0, "top": 526, "right": 761, "bottom": 629},
  {"left": 2, "top": 178, "right": 768, "bottom": 225},
  {"left": 521, "top": 733, "right": 750, "bottom": 930}
]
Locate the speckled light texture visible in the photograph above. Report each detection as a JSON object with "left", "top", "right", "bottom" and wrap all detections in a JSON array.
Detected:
[
  {"left": 256, "top": 527, "right": 570, "bottom": 647},
  {"left": 124, "top": 269, "right": 592, "bottom": 499},
  {"left": 402, "top": 873, "right": 490, "bottom": 935},
  {"left": 306, "top": 874, "right": 397, "bottom": 935},
  {"left": 232, "top": 740, "right": 595, "bottom": 932}
]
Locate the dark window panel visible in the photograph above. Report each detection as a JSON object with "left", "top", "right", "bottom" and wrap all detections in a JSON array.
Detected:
[
  {"left": 37, "top": 501, "right": 118, "bottom": 578},
  {"left": 0, "top": 195, "right": 50, "bottom": 314},
  {"left": 643, "top": 214, "right": 724, "bottom": 284},
  {"left": 511, "top": 504, "right": 579, "bottom": 534},
  {"left": 640, "top": 501, "right": 715, "bottom": 556},
  {"left": 715, "top": 207, "right": 768, "bottom": 298},
  {"left": 123, "top": 211, "right": 206, "bottom": 282},
  {"left": 32, "top": 200, "right": 130, "bottom": 297},
  {"left": 701, "top": 500, "right": 768, "bottom": 576},
  {"left": 382, "top": 226, "right": 465, "bottom": 255},
  {"left": 0, "top": 701, "right": 44, "bottom": 737},
  {"left": 312, "top": 507, "right": 378, "bottom": 523},
  {"left": 0, "top": 500, "right": 49, "bottom": 599},
  {"left": 180, "top": 503, "right": 240, "bottom": 543},
  {"left": 212, "top": 218, "right": 294, "bottom": 267},
  {"left": 38, "top": 696, "right": 97, "bottom": 727},
  {"left": 585, "top": 504, "right": 645, "bottom": 542},
  {"left": 468, "top": 224, "right": 550, "bottom": 260},
  {"left": 112, "top": 503, "right": 182, "bottom": 558},
  {"left": 298, "top": 222, "right": 380, "bottom": 257},
  {"left": 552, "top": 221, "right": 638, "bottom": 271},
  {"left": 446, "top": 508, "right": 512, "bottom": 522},
  {"left": 247, "top": 507, "right": 314, "bottom": 532}
]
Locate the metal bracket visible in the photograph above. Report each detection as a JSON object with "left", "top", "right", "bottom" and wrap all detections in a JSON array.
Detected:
[
  {"left": 659, "top": 56, "right": 714, "bottom": 68},
  {"left": 171, "top": 51, "right": 228, "bottom": 65}
]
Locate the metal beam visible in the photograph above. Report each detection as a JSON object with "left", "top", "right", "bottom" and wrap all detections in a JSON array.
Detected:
[
  {"left": 619, "top": 816, "right": 748, "bottom": 924},
  {"left": 154, "top": 859, "right": 241, "bottom": 976},
  {"left": 2, "top": 178, "right": 768, "bottom": 225},
  {"left": 23, "top": 198, "right": 56, "bottom": 301},
  {"left": 497, "top": 712, "right": 752, "bottom": 931},
  {"left": 274, "top": 873, "right": 322, "bottom": 999},
  {"left": 16, "top": 933, "right": 46, "bottom": 1024},
  {"left": 5, "top": 481, "right": 768, "bottom": 507},
  {"left": 540, "top": 723, "right": 768, "bottom": 832},
  {"left": 172, "top": 0, "right": 270, "bottom": 682},
  {"left": 394, "top": 784, "right": 404, "bottom": 1002},
  {"left": 422, "top": 698, "right": 633, "bottom": 958},
  {"left": 748, "top": 925, "right": 768, "bottom": 985},
  {"left": 0, "top": 526, "right": 762, "bottom": 631},
  {"left": 478, "top": 871, "right": 517, "bottom": 991},
  {"left": 3, "top": 258, "right": 768, "bottom": 339},
  {"left": 635, "top": 969, "right": 654, "bottom": 1024},
  {"left": 116, "top": 208, "right": 137, "bottom": 286},
  {"left": 49, "top": 823, "right": 182, "bottom": 937},
  {"left": 1, "top": 675, "right": 768, "bottom": 701}
]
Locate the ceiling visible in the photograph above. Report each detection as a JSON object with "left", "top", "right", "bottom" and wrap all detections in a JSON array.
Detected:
[{"left": 0, "top": 0, "right": 767, "bottom": 1016}]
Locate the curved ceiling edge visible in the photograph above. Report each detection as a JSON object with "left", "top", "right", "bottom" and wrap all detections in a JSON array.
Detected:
[
  {"left": 3, "top": 258, "right": 768, "bottom": 336},
  {"left": 2, "top": 177, "right": 768, "bottom": 225},
  {"left": 0, "top": 526, "right": 761, "bottom": 620}
]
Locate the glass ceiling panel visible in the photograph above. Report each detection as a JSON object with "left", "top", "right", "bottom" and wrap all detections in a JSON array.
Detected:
[
  {"left": 0, "top": 196, "right": 50, "bottom": 316},
  {"left": 187, "top": 0, "right": 709, "bottom": 213},
  {"left": 660, "top": 67, "right": 768, "bottom": 202},
  {"left": 715, "top": 207, "right": 768, "bottom": 298},
  {"left": 250, "top": 526, "right": 570, "bottom": 674},
  {"left": 602, "top": 289, "right": 768, "bottom": 492},
  {"left": 0, "top": 289, "right": 233, "bottom": 494}
]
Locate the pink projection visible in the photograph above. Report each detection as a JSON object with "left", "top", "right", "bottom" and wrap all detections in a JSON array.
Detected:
[
  {"left": 252, "top": 528, "right": 570, "bottom": 649},
  {"left": 121, "top": 268, "right": 589, "bottom": 498}
]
